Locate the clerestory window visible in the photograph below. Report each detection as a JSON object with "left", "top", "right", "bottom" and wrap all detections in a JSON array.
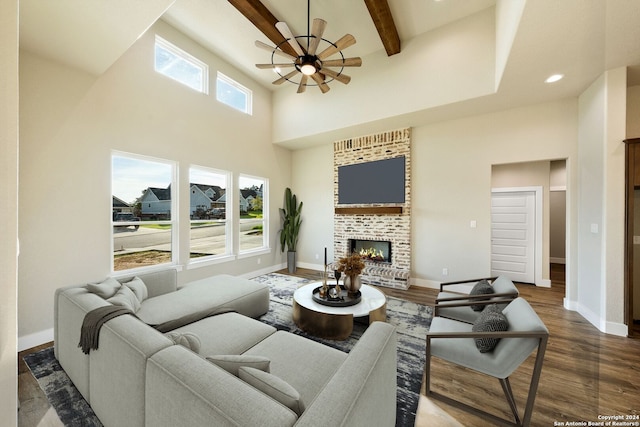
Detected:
[{"left": 154, "top": 35, "right": 208, "bottom": 93}]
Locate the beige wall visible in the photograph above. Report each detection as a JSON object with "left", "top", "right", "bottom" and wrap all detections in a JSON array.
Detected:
[
  {"left": 18, "top": 20, "right": 290, "bottom": 347},
  {"left": 0, "top": 0, "right": 19, "bottom": 420},
  {"left": 293, "top": 98, "right": 578, "bottom": 288},
  {"left": 576, "top": 68, "right": 627, "bottom": 336}
]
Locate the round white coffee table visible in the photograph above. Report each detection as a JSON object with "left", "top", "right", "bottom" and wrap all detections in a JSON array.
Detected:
[{"left": 292, "top": 281, "right": 387, "bottom": 340}]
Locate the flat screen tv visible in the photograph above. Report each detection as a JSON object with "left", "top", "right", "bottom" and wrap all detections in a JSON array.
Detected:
[{"left": 338, "top": 156, "right": 405, "bottom": 204}]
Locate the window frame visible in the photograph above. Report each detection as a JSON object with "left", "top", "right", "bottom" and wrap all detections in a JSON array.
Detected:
[
  {"left": 188, "top": 165, "right": 234, "bottom": 266},
  {"left": 238, "top": 174, "right": 269, "bottom": 257},
  {"left": 154, "top": 35, "right": 209, "bottom": 94},
  {"left": 216, "top": 71, "right": 253, "bottom": 115},
  {"left": 111, "top": 151, "right": 178, "bottom": 275}
]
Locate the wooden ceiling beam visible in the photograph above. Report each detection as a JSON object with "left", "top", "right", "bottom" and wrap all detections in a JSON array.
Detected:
[
  {"left": 227, "top": 0, "right": 298, "bottom": 58},
  {"left": 363, "top": 0, "right": 401, "bottom": 56}
]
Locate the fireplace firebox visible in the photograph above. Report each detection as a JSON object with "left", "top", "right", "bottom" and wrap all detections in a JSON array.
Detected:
[{"left": 349, "top": 239, "right": 392, "bottom": 263}]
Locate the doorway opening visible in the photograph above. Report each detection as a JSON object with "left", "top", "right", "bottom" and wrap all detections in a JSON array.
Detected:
[{"left": 491, "top": 159, "right": 567, "bottom": 288}]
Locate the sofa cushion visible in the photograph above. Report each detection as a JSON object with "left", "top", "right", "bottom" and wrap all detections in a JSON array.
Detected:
[
  {"left": 239, "top": 367, "right": 305, "bottom": 416},
  {"left": 107, "top": 285, "right": 141, "bottom": 312},
  {"left": 469, "top": 279, "right": 493, "bottom": 311},
  {"left": 471, "top": 304, "right": 508, "bottom": 352},
  {"left": 169, "top": 312, "right": 276, "bottom": 355},
  {"left": 121, "top": 276, "right": 148, "bottom": 302},
  {"left": 136, "top": 274, "right": 269, "bottom": 325},
  {"left": 87, "top": 277, "right": 121, "bottom": 299},
  {"left": 206, "top": 355, "right": 270, "bottom": 376},
  {"left": 165, "top": 332, "right": 201, "bottom": 353}
]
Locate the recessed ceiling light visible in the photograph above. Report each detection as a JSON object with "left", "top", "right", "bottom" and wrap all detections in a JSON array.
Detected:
[{"left": 545, "top": 74, "right": 564, "bottom": 83}]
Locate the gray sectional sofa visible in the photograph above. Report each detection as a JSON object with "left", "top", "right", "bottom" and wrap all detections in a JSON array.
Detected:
[{"left": 54, "top": 269, "right": 397, "bottom": 427}]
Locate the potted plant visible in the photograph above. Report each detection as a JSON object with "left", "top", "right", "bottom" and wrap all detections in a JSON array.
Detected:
[
  {"left": 279, "top": 187, "right": 303, "bottom": 273},
  {"left": 337, "top": 252, "right": 365, "bottom": 296}
]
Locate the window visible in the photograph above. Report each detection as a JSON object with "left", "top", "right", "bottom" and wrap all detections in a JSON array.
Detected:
[
  {"left": 216, "top": 72, "right": 252, "bottom": 114},
  {"left": 154, "top": 35, "right": 208, "bottom": 93},
  {"left": 189, "top": 166, "right": 231, "bottom": 262},
  {"left": 239, "top": 175, "right": 268, "bottom": 253},
  {"left": 112, "top": 152, "right": 176, "bottom": 272}
]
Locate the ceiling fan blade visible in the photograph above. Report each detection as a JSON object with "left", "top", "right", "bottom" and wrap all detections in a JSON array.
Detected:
[
  {"left": 255, "top": 40, "right": 296, "bottom": 61},
  {"left": 297, "top": 75, "right": 308, "bottom": 93},
  {"left": 307, "top": 18, "right": 327, "bottom": 56},
  {"left": 255, "top": 63, "right": 295, "bottom": 69},
  {"left": 272, "top": 70, "right": 299, "bottom": 85},
  {"left": 317, "top": 34, "right": 356, "bottom": 60},
  {"left": 319, "top": 68, "right": 351, "bottom": 84},
  {"left": 310, "top": 73, "right": 330, "bottom": 93},
  {"left": 275, "top": 22, "right": 306, "bottom": 57},
  {"left": 321, "top": 57, "right": 362, "bottom": 67}
]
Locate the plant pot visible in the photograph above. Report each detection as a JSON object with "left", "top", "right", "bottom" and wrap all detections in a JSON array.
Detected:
[{"left": 287, "top": 251, "right": 297, "bottom": 273}]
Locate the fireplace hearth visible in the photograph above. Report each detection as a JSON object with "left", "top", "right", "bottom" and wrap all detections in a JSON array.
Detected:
[{"left": 350, "top": 239, "right": 392, "bottom": 264}]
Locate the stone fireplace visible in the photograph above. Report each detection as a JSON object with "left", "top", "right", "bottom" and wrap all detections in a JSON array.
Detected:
[{"left": 332, "top": 128, "right": 411, "bottom": 290}]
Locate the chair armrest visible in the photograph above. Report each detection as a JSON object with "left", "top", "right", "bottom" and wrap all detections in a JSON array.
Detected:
[
  {"left": 427, "top": 330, "right": 548, "bottom": 340},
  {"left": 435, "top": 293, "right": 516, "bottom": 304},
  {"left": 439, "top": 277, "right": 498, "bottom": 291}
]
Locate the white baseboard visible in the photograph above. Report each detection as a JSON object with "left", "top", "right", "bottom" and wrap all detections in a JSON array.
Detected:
[
  {"left": 19, "top": 328, "right": 54, "bottom": 352},
  {"left": 241, "top": 263, "right": 286, "bottom": 279},
  {"left": 410, "top": 277, "right": 440, "bottom": 290},
  {"left": 567, "top": 300, "right": 629, "bottom": 337},
  {"left": 550, "top": 257, "right": 566, "bottom": 264},
  {"left": 536, "top": 278, "right": 551, "bottom": 288}
]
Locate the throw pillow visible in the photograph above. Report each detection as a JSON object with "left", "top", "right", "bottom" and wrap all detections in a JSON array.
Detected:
[
  {"left": 471, "top": 303, "right": 509, "bottom": 353},
  {"left": 206, "top": 355, "right": 270, "bottom": 376},
  {"left": 238, "top": 367, "right": 305, "bottom": 416},
  {"left": 165, "top": 332, "right": 201, "bottom": 353},
  {"left": 121, "top": 276, "right": 148, "bottom": 303},
  {"left": 87, "top": 277, "right": 121, "bottom": 299},
  {"left": 469, "top": 279, "right": 494, "bottom": 311},
  {"left": 107, "top": 284, "right": 141, "bottom": 313}
]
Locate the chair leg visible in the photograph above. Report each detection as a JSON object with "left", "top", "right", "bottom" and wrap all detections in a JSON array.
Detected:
[{"left": 500, "top": 377, "right": 521, "bottom": 425}]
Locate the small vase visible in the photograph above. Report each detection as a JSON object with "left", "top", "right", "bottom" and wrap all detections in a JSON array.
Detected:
[{"left": 344, "top": 275, "right": 362, "bottom": 296}]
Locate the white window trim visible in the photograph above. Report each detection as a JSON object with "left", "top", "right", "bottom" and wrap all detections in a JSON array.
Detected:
[
  {"left": 155, "top": 35, "right": 209, "bottom": 94},
  {"left": 111, "top": 150, "right": 179, "bottom": 274},
  {"left": 216, "top": 71, "right": 253, "bottom": 115}
]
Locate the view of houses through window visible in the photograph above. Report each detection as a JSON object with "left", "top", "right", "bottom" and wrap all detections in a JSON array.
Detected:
[
  {"left": 112, "top": 153, "right": 268, "bottom": 272},
  {"left": 112, "top": 153, "right": 176, "bottom": 271},
  {"left": 189, "top": 167, "right": 230, "bottom": 261},
  {"left": 239, "top": 174, "right": 267, "bottom": 253}
]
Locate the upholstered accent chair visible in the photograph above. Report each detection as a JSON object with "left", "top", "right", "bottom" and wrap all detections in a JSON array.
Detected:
[
  {"left": 425, "top": 297, "right": 549, "bottom": 427},
  {"left": 434, "top": 276, "right": 519, "bottom": 324}
]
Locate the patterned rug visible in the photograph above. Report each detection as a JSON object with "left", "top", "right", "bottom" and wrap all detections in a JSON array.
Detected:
[
  {"left": 23, "top": 272, "right": 432, "bottom": 427},
  {"left": 252, "top": 273, "right": 433, "bottom": 427}
]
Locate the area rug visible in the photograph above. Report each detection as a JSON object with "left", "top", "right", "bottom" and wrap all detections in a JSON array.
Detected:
[
  {"left": 23, "top": 272, "right": 431, "bottom": 427},
  {"left": 252, "top": 273, "right": 432, "bottom": 427}
]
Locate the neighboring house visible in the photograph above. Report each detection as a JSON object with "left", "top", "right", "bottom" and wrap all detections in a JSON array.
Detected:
[
  {"left": 216, "top": 190, "right": 254, "bottom": 213},
  {"left": 240, "top": 189, "right": 257, "bottom": 212},
  {"left": 189, "top": 184, "right": 218, "bottom": 217},
  {"left": 112, "top": 196, "right": 132, "bottom": 217},
  {"left": 140, "top": 185, "right": 171, "bottom": 219}
]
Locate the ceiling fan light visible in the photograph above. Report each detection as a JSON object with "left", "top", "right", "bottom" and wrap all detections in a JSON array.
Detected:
[{"left": 301, "top": 63, "right": 317, "bottom": 75}]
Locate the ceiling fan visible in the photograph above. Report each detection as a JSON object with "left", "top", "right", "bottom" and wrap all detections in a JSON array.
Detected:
[{"left": 254, "top": 0, "right": 362, "bottom": 94}]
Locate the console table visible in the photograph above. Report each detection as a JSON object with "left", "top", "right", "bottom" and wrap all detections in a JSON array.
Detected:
[{"left": 292, "top": 282, "right": 387, "bottom": 340}]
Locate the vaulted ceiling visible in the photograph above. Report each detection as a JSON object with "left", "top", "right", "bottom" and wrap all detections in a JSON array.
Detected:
[{"left": 18, "top": 0, "right": 640, "bottom": 148}]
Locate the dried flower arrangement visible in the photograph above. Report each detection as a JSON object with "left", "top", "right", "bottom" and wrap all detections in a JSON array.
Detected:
[{"left": 337, "top": 252, "right": 365, "bottom": 277}]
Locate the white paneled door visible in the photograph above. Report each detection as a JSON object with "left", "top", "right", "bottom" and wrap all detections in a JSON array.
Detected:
[{"left": 491, "top": 191, "right": 535, "bottom": 284}]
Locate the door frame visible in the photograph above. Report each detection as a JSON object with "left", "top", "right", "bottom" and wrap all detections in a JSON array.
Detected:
[{"left": 491, "top": 186, "right": 549, "bottom": 287}]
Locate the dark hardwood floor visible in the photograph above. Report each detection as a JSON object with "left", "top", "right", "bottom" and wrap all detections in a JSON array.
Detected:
[{"left": 18, "top": 265, "right": 640, "bottom": 427}]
